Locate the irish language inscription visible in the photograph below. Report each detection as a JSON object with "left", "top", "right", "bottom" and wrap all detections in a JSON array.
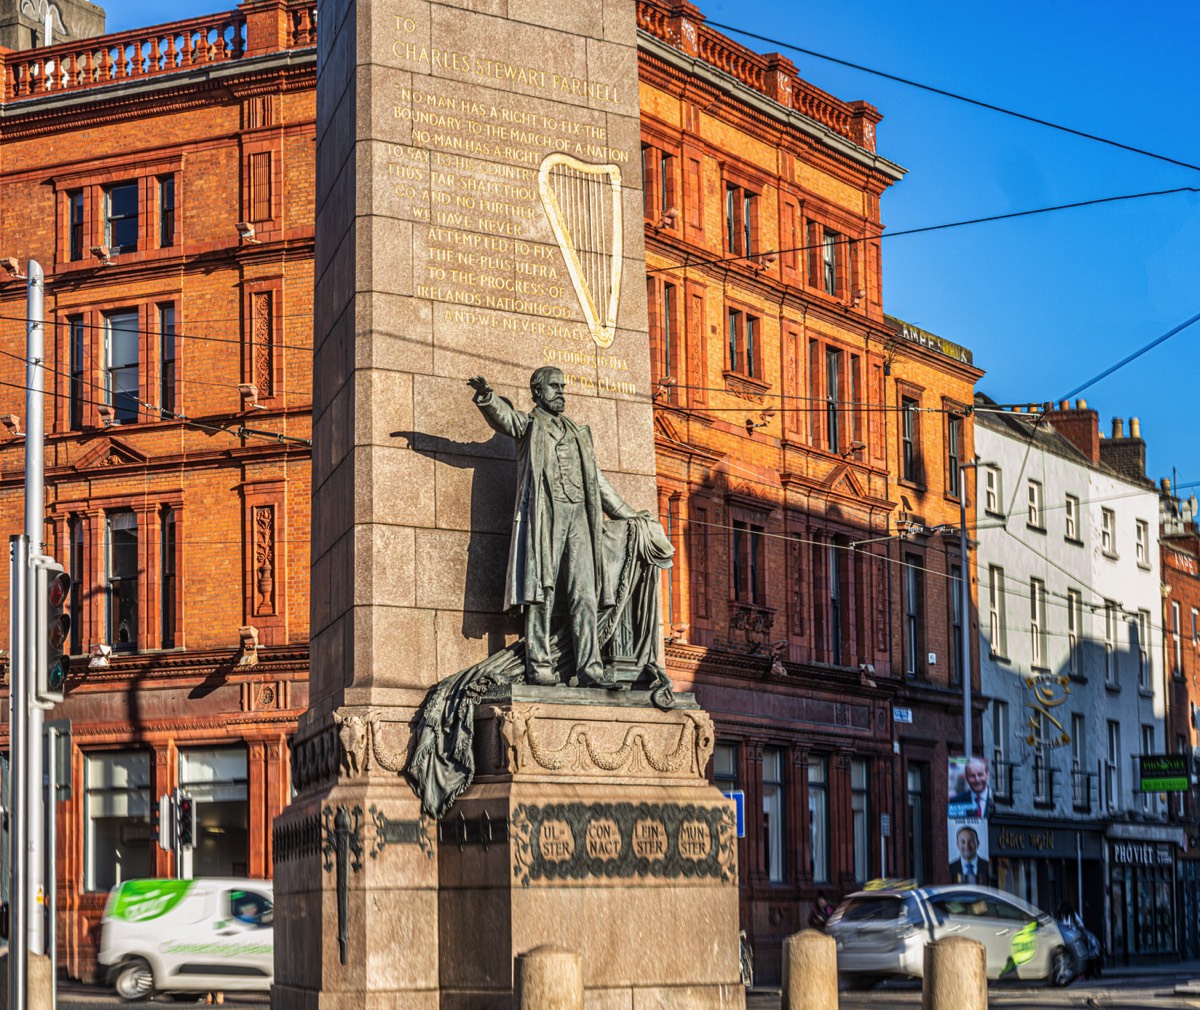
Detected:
[{"left": 510, "top": 802, "right": 738, "bottom": 887}]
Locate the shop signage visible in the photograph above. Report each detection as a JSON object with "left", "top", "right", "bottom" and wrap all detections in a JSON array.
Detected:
[
  {"left": 1111, "top": 841, "right": 1172, "bottom": 866},
  {"left": 991, "top": 823, "right": 1103, "bottom": 859},
  {"left": 1138, "top": 755, "right": 1189, "bottom": 793},
  {"left": 997, "top": 828, "right": 1056, "bottom": 852}
]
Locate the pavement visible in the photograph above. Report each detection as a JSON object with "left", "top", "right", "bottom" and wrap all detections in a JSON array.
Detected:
[
  {"left": 49, "top": 963, "right": 1200, "bottom": 1009},
  {"left": 742, "top": 961, "right": 1200, "bottom": 1009}
]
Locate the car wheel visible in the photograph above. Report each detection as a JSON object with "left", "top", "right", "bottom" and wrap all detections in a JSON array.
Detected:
[
  {"left": 1048, "top": 947, "right": 1072, "bottom": 987},
  {"left": 113, "top": 957, "right": 155, "bottom": 1001}
]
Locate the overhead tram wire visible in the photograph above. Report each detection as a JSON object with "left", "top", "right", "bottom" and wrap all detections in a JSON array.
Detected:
[
  {"left": 988, "top": 306, "right": 1200, "bottom": 514},
  {"left": 0, "top": 372, "right": 312, "bottom": 448},
  {"left": 0, "top": 342, "right": 312, "bottom": 403},
  {"left": 0, "top": 312, "right": 317, "bottom": 354},
  {"left": 646, "top": 187, "right": 1200, "bottom": 277},
  {"left": 674, "top": 513, "right": 1177, "bottom": 639},
  {"left": 1057, "top": 308, "right": 1200, "bottom": 403},
  {"left": 703, "top": 19, "right": 1200, "bottom": 175}
]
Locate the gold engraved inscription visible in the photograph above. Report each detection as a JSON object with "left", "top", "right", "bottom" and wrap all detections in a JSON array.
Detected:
[
  {"left": 391, "top": 18, "right": 624, "bottom": 110},
  {"left": 678, "top": 820, "right": 712, "bottom": 861},
  {"left": 538, "top": 819, "right": 575, "bottom": 862},
  {"left": 585, "top": 818, "right": 622, "bottom": 861},
  {"left": 632, "top": 819, "right": 668, "bottom": 860},
  {"left": 380, "top": 25, "right": 638, "bottom": 368}
]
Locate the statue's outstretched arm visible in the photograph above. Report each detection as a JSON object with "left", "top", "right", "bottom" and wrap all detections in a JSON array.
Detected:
[{"left": 468, "top": 376, "right": 529, "bottom": 439}]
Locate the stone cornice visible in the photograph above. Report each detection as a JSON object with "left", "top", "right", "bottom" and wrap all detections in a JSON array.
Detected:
[
  {"left": 0, "top": 49, "right": 316, "bottom": 138},
  {"left": 637, "top": 33, "right": 905, "bottom": 186}
]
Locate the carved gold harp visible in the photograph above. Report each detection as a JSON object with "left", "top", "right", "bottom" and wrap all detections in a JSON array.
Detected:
[{"left": 538, "top": 154, "right": 624, "bottom": 349}]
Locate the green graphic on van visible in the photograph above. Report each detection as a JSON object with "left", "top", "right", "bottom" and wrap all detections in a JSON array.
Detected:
[
  {"left": 110, "top": 880, "right": 196, "bottom": 922},
  {"left": 1009, "top": 921, "right": 1038, "bottom": 965},
  {"left": 163, "top": 942, "right": 272, "bottom": 957}
]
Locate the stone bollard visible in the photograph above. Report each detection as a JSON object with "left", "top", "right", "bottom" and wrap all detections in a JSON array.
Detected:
[
  {"left": 514, "top": 945, "right": 584, "bottom": 1010},
  {"left": 922, "top": 936, "right": 986, "bottom": 1010},
  {"left": 0, "top": 952, "right": 54, "bottom": 1010},
  {"left": 782, "top": 929, "right": 837, "bottom": 1010}
]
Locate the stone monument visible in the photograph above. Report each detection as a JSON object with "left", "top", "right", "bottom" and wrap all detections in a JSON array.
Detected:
[
  {"left": 0, "top": 0, "right": 105, "bottom": 51},
  {"left": 272, "top": 1, "right": 743, "bottom": 1006}
]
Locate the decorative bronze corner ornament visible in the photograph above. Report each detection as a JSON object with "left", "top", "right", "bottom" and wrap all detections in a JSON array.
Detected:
[
  {"left": 321, "top": 805, "right": 363, "bottom": 965},
  {"left": 438, "top": 809, "right": 510, "bottom": 852},
  {"left": 368, "top": 804, "right": 434, "bottom": 860}
]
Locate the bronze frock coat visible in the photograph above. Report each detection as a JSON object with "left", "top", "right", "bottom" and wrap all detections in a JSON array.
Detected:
[{"left": 475, "top": 391, "right": 635, "bottom": 612}]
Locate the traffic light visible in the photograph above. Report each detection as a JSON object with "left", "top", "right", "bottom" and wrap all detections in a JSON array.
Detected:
[
  {"left": 34, "top": 556, "right": 72, "bottom": 708},
  {"left": 178, "top": 794, "right": 195, "bottom": 849}
]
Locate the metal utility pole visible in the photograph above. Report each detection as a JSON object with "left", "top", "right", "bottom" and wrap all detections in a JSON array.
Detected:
[
  {"left": 9, "top": 260, "right": 47, "bottom": 1010},
  {"left": 9, "top": 534, "right": 29, "bottom": 1010},
  {"left": 958, "top": 459, "right": 988, "bottom": 760},
  {"left": 25, "top": 261, "right": 46, "bottom": 960},
  {"left": 45, "top": 721, "right": 67, "bottom": 1010}
]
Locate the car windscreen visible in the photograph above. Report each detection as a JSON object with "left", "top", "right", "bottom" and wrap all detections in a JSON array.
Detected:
[{"left": 838, "top": 896, "right": 904, "bottom": 922}]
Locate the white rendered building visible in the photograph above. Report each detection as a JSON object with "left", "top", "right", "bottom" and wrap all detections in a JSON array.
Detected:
[{"left": 975, "top": 397, "right": 1181, "bottom": 962}]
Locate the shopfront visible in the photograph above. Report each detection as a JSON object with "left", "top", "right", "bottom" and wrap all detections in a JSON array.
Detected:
[
  {"left": 1107, "top": 834, "right": 1178, "bottom": 962},
  {"left": 989, "top": 817, "right": 1105, "bottom": 932}
]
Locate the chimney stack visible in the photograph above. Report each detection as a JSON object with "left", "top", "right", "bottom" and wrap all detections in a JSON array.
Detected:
[
  {"left": 1162, "top": 477, "right": 1172, "bottom": 494},
  {"left": 1045, "top": 401, "right": 1101, "bottom": 464},
  {"left": 1100, "top": 413, "right": 1147, "bottom": 482}
]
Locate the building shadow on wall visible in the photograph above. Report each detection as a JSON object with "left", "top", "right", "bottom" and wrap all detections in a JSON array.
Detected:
[{"left": 393, "top": 429, "right": 521, "bottom": 653}]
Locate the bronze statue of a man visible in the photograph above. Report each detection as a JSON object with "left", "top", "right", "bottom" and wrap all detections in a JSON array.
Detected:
[{"left": 468, "top": 366, "right": 639, "bottom": 687}]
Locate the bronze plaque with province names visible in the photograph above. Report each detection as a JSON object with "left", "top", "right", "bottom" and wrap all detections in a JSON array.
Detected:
[{"left": 511, "top": 801, "right": 737, "bottom": 887}]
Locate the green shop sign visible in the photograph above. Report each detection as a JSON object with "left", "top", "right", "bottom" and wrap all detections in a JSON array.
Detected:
[{"left": 1138, "top": 755, "right": 1189, "bottom": 792}]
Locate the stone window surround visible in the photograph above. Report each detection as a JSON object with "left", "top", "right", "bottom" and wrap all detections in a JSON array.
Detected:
[
  {"left": 895, "top": 379, "right": 924, "bottom": 490},
  {"left": 54, "top": 294, "right": 181, "bottom": 431},
  {"left": 47, "top": 492, "right": 184, "bottom": 655},
  {"left": 639, "top": 128, "right": 680, "bottom": 229},
  {"left": 52, "top": 154, "right": 183, "bottom": 270}
]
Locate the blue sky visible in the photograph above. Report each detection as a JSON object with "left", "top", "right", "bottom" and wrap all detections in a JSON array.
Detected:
[
  {"left": 101, "top": 0, "right": 1200, "bottom": 483},
  {"left": 701, "top": 0, "right": 1200, "bottom": 486}
]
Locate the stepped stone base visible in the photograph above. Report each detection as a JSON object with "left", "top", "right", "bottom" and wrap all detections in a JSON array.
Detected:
[{"left": 437, "top": 691, "right": 746, "bottom": 1010}]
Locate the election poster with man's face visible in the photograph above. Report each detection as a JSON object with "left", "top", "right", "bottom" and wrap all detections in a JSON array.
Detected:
[{"left": 947, "top": 756, "right": 990, "bottom": 885}]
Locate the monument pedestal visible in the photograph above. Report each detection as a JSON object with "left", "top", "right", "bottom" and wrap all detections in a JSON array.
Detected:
[
  {"left": 272, "top": 718, "right": 440, "bottom": 1010},
  {"left": 437, "top": 689, "right": 745, "bottom": 1010}
]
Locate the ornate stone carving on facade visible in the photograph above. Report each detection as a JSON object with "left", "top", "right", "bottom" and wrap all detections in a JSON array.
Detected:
[
  {"left": 253, "top": 504, "right": 276, "bottom": 615},
  {"left": 491, "top": 706, "right": 714, "bottom": 779},
  {"left": 332, "top": 707, "right": 407, "bottom": 779},
  {"left": 241, "top": 680, "right": 285, "bottom": 712},
  {"left": 252, "top": 290, "right": 273, "bottom": 396}
]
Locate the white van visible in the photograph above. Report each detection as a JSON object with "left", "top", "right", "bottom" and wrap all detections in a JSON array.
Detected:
[{"left": 98, "top": 878, "right": 273, "bottom": 1000}]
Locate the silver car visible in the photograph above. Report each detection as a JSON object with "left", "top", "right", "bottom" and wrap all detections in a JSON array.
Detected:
[{"left": 826, "top": 884, "right": 1075, "bottom": 987}]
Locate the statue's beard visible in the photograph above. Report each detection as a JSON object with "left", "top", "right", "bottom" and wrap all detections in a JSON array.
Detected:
[{"left": 541, "top": 396, "right": 566, "bottom": 414}]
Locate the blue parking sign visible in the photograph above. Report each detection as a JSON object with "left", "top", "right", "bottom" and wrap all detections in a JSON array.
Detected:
[{"left": 722, "top": 790, "right": 745, "bottom": 838}]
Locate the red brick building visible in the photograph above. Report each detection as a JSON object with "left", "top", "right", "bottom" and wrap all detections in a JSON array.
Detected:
[
  {"left": 1160, "top": 480, "right": 1200, "bottom": 958},
  {"left": 638, "top": 0, "right": 979, "bottom": 980},
  {"left": 0, "top": 0, "right": 988, "bottom": 987},
  {"left": 0, "top": 1, "right": 316, "bottom": 977},
  {"left": 883, "top": 315, "right": 982, "bottom": 883}
]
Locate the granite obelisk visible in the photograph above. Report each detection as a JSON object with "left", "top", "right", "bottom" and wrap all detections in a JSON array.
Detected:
[{"left": 272, "top": 0, "right": 739, "bottom": 1006}]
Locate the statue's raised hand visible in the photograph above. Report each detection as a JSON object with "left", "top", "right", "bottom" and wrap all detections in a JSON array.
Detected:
[{"left": 467, "top": 375, "right": 492, "bottom": 396}]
